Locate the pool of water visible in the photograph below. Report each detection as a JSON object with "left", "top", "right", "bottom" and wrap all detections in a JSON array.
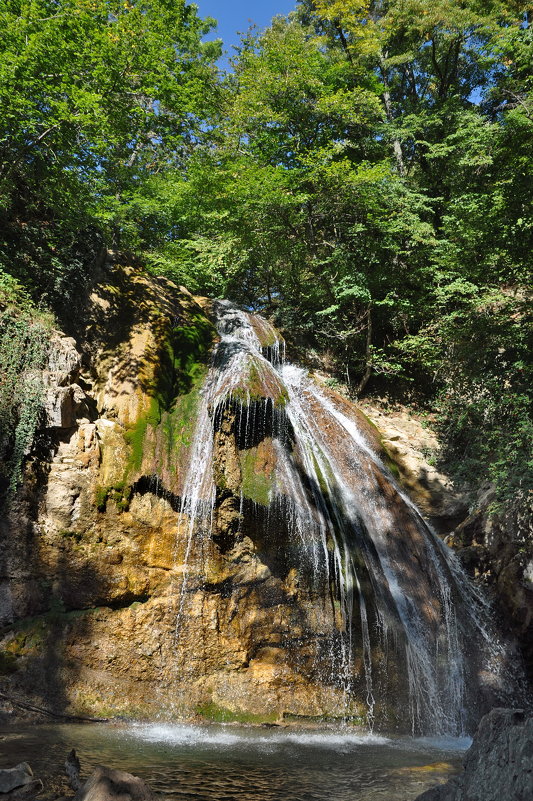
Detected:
[{"left": 0, "top": 722, "right": 470, "bottom": 801}]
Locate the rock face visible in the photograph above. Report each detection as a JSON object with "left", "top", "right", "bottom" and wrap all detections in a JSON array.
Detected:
[
  {"left": 415, "top": 708, "right": 533, "bottom": 801},
  {"left": 358, "top": 401, "right": 469, "bottom": 533},
  {"left": 446, "top": 488, "right": 533, "bottom": 682},
  {"left": 2, "top": 260, "right": 367, "bottom": 723},
  {"left": 0, "top": 260, "right": 219, "bottom": 720},
  {"left": 360, "top": 401, "right": 533, "bottom": 685},
  {"left": 0, "top": 258, "right": 527, "bottom": 727}
]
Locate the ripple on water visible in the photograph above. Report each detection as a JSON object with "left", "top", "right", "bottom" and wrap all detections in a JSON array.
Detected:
[{"left": 0, "top": 722, "right": 468, "bottom": 801}]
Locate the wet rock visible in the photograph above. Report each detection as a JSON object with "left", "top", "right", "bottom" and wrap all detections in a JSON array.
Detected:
[
  {"left": 447, "top": 490, "right": 533, "bottom": 680},
  {"left": 0, "top": 260, "right": 526, "bottom": 727},
  {"left": 414, "top": 708, "right": 533, "bottom": 801},
  {"left": 73, "top": 767, "right": 155, "bottom": 801},
  {"left": 0, "top": 763, "right": 34, "bottom": 793},
  {"left": 2, "top": 779, "right": 44, "bottom": 799},
  {"left": 65, "top": 750, "right": 82, "bottom": 792}
]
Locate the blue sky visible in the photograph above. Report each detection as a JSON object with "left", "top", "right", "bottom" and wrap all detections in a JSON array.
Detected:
[{"left": 197, "top": 1, "right": 297, "bottom": 64}]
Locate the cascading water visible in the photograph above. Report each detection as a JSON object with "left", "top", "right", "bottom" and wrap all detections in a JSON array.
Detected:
[{"left": 170, "top": 301, "right": 517, "bottom": 734}]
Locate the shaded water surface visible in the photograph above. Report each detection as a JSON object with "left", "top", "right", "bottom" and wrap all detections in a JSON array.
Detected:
[{"left": 0, "top": 722, "right": 469, "bottom": 801}]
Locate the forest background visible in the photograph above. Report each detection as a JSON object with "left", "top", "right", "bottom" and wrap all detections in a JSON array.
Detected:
[{"left": 0, "top": 0, "right": 531, "bottom": 516}]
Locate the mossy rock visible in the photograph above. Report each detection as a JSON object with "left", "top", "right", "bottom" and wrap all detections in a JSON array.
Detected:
[
  {"left": 195, "top": 701, "right": 279, "bottom": 724},
  {"left": 239, "top": 444, "right": 275, "bottom": 507},
  {"left": 0, "top": 650, "right": 18, "bottom": 675},
  {"left": 95, "top": 482, "right": 132, "bottom": 512}
]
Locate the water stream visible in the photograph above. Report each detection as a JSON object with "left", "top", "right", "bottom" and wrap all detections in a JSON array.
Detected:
[{"left": 169, "top": 301, "right": 516, "bottom": 735}]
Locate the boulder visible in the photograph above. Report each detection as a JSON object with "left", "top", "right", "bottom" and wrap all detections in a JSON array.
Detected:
[
  {"left": 2, "top": 780, "right": 43, "bottom": 799},
  {"left": 73, "top": 766, "right": 155, "bottom": 801},
  {"left": 0, "top": 764, "right": 33, "bottom": 794},
  {"left": 415, "top": 708, "right": 533, "bottom": 801},
  {"left": 65, "top": 749, "right": 82, "bottom": 792}
]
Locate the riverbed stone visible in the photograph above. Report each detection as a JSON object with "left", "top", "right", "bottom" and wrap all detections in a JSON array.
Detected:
[
  {"left": 73, "top": 766, "right": 155, "bottom": 801},
  {"left": 0, "top": 763, "right": 33, "bottom": 793},
  {"left": 2, "top": 779, "right": 44, "bottom": 799}
]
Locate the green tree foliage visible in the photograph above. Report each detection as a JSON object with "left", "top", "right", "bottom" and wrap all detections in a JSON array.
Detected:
[
  {"left": 138, "top": 16, "right": 437, "bottom": 387},
  {"left": 0, "top": 0, "right": 220, "bottom": 310},
  {"left": 137, "top": 1, "right": 531, "bottom": 504},
  {"left": 0, "top": 0, "right": 220, "bottom": 495}
]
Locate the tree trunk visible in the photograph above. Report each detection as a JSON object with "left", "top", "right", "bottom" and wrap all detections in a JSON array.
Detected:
[
  {"left": 380, "top": 55, "right": 406, "bottom": 176},
  {"left": 356, "top": 307, "right": 373, "bottom": 396}
]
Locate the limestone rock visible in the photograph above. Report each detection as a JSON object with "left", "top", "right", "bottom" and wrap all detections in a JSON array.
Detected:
[
  {"left": 95, "top": 419, "right": 130, "bottom": 487},
  {"left": 0, "top": 763, "right": 33, "bottom": 793},
  {"left": 65, "top": 749, "right": 82, "bottom": 792},
  {"left": 414, "top": 708, "right": 533, "bottom": 801},
  {"left": 73, "top": 767, "right": 155, "bottom": 801},
  {"left": 46, "top": 334, "right": 81, "bottom": 387},
  {"left": 44, "top": 384, "right": 89, "bottom": 429},
  {"left": 358, "top": 400, "right": 469, "bottom": 528},
  {"left": 0, "top": 259, "right": 528, "bottom": 726},
  {"left": 42, "top": 333, "right": 90, "bottom": 429}
]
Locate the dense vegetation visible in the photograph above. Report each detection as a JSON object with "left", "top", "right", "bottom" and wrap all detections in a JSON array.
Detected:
[{"left": 0, "top": 0, "right": 531, "bottom": 508}]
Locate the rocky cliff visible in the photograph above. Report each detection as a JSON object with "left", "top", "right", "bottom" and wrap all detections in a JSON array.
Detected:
[
  {"left": 1, "top": 259, "right": 218, "bottom": 719},
  {"left": 359, "top": 404, "right": 532, "bottom": 685},
  {"left": 0, "top": 259, "right": 529, "bottom": 726},
  {"left": 0, "top": 260, "right": 384, "bottom": 723}
]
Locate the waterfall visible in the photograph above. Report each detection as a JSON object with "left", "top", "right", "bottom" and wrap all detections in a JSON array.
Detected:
[{"left": 171, "top": 301, "right": 517, "bottom": 734}]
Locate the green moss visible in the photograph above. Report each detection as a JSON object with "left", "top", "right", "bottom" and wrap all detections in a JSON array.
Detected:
[
  {"left": 385, "top": 454, "right": 401, "bottom": 479},
  {"left": 4, "top": 608, "right": 99, "bottom": 656},
  {"left": 58, "top": 529, "right": 83, "bottom": 542},
  {"left": 230, "top": 361, "right": 289, "bottom": 409},
  {"left": 6, "top": 618, "right": 49, "bottom": 654},
  {"left": 282, "top": 711, "right": 366, "bottom": 725},
  {"left": 162, "top": 371, "right": 206, "bottom": 455},
  {"left": 121, "top": 307, "right": 215, "bottom": 481},
  {"left": 95, "top": 481, "right": 132, "bottom": 512},
  {"left": 150, "top": 311, "right": 216, "bottom": 410},
  {"left": 359, "top": 410, "right": 381, "bottom": 436},
  {"left": 260, "top": 332, "right": 278, "bottom": 348},
  {"left": 48, "top": 596, "right": 67, "bottom": 616},
  {"left": 239, "top": 447, "right": 274, "bottom": 506},
  {"left": 95, "top": 485, "right": 109, "bottom": 512},
  {"left": 195, "top": 701, "right": 279, "bottom": 724},
  {"left": 124, "top": 397, "right": 159, "bottom": 474},
  {"left": 0, "top": 650, "right": 19, "bottom": 674},
  {"left": 216, "top": 469, "right": 227, "bottom": 491},
  {"left": 67, "top": 690, "right": 149, "bottom": 719}
]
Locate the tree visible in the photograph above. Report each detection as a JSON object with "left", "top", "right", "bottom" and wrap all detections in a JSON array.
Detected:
[
  {"left": 139, "top": 3, "right": 531, "bottom": 504},
  {"left": 0, "top": 0, "right": 221, "bottom": 308}
]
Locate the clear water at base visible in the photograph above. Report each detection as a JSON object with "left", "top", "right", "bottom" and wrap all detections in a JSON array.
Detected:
[{"left": 0, "top": 722, "right": 470, "bottom": 801}]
